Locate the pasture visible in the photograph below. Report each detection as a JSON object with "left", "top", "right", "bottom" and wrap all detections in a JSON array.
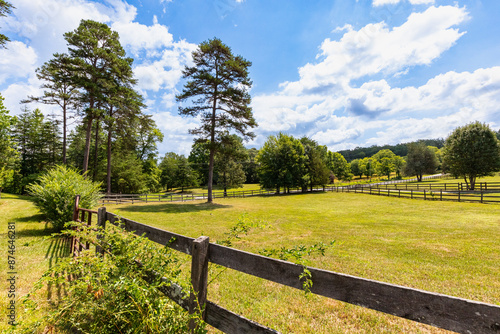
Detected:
[
  {"left": 1, "top": 185, "right": 499, "bottom": 333},
  {"left": 105, "top": 191, "right": 500, "bottom": 333}
]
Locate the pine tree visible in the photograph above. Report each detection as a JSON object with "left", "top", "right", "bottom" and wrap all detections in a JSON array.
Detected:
[
  {"left": 23, "top": 54, "right": 79, "bottom": 164},
  {"left": 64, "top": 20, "right": 136, "bottom": 174},
  {"left": 177, "top": 38, "right": 256, "bottom": 203}
]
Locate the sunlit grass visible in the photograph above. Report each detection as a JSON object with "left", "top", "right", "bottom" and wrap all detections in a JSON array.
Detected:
[
  {"left": 0, "top": 193, "right": 69, "bottom": 332},
  {"left": 3, "top": 184, "right": 500, "bottom": 333},
  {"left": 105, "top": 191, "right": 500, "bottom": 333}
]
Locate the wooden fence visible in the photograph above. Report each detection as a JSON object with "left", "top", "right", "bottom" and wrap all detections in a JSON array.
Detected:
[
  {"left": 72, "top": 197, "right": 500, "bottom": 334},
  {"left": 341, "top": 183, "right": 500, "bottom": 204}
]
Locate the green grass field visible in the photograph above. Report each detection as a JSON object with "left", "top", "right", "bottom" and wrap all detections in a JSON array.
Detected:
[
  {"left": 2, "top": 183, "right": 500, "bottom": 333},
  {"left": 105, "top": 190, "right": 500, "bottom": 333}
]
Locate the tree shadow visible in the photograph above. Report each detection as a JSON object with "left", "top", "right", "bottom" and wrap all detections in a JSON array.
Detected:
[
  {"left": 45, "top": 236, "right": 71, "bottom": 304},
  {"left": 115, "top": 202, "right": 232, "bottom": 214},
  {"left": 16, "top": 224, "right": 59, "bottom": 238},
  {"left": 15, "top": 213, "right": 45, "bottom": 223}
]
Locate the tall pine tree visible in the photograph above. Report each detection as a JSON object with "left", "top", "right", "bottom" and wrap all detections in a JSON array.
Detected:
[{"left": 177, "top": 38, "right": 256, "bottom": 203}]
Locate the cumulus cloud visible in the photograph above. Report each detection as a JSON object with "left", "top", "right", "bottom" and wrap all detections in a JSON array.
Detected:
[
  {"left": 0, "top": 41, "right": 38, "bottom": 85},
  {"left": 250, "top": 5, "right": 500, "bottom": 151},
  {"left": 282, "top": 5, "right": 468, "bottom": 96},
  {"left": 152, "top": 112, "right": 201, "bottom": 155}
]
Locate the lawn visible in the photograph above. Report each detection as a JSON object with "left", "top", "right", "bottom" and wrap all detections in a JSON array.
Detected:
[
  {"left": 105, "top": 191, "right": 500, "bottom": 333},
  {"left": 2, "top": 188, "right": 499, "bottom": 333},
  {"left": 0, "top": 193, "right": 66, "bottom": 332}
]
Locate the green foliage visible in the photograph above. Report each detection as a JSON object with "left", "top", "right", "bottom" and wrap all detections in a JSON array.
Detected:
[
  {"left": 215, "top": 134, "right": 247, "bottom": 194},
  {"left": 404, "top": 142, "right": 438, "bottom": 181},
  {"left": 243, "top": 147, "right": 260, "bottom": 184},
  {"left": 259, "top": 241, "right": 335, "bottom": 294},
  {"left": 10, "top": 108, "right": 62, "bottom": 193},
  {"left": 0, "top": 94, "right": 17, "bottom": 194},
  {"left": 350, "top": 159, "right": 363, "bottom": 178},
  {"left": 257, "top": 133, "right": 306, "bottom": 194},
  {"left": 0, "top": 0, "right": 13, "bottom": 48},
  {"left": 174, "top": 155, "right": 199, "bottom": 192},
  {"left": 112, "top": 152, "right": 148, "bottom": 194},
  {"left": 188, "top": 142, "right": 210, "bottom": 186},
  {"left": 443, "top": 121, "right": 500, "bottom": 190},
  {"left": 327, "top": 151, "right": 352, "bottom": 183},
  {"left": 338, "top": 138, "right": 445, "bottom": 162},
  {"left": 19, "top": 222, "right": 205, "bottom": 333},
  {"left": 300, "top": 137, "right": 330, "bottom": 191},
  {"left": 216, "top": 213, "right": 268, "bottom": 247},
  {"left": 64, "top": 19, "right": 138, "bottom": 173},
  {"left": 177, "top": 37, "right": 257, "bottom": 202},
  {"left": 27, "top": 165, "right": 102, "bottom": 231}
]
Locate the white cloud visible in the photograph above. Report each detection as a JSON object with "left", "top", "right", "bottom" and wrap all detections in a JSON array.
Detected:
[
  {"left": 0, "top": 41, "right": 38, "bottom": 85},
  {"left": 112, "top": 21, "right": 174, "bottom": 56},
  {"left": 250, "top": 5, "right": 500, "bottom": 151},
  {"left": 283, "top": 5, "right": 468, "bottom": 96},
  {"left": 133, "top": 41, "right": 196, "bottom": 92},
  {"left": 152, "top": 112, "right": 200, "bottom": 155}
]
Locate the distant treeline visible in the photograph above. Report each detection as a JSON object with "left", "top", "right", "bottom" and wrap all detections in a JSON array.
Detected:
[{"left": 338, "top": 139, "right": 445, "bottom": 162}]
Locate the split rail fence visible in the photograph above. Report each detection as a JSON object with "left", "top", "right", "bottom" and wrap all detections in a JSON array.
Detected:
[
  {"left": 341, "top": 182, "right": 500, "bottom": 204},
  {"left": 71, "top": 196, "right": 500, "bottom": 334}
]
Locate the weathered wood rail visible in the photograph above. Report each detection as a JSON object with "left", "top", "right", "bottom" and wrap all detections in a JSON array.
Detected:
[{"left": 72, "top": 198, "right": 500, "bottom": 334}]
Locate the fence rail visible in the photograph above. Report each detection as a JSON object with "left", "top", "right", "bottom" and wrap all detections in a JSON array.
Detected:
[{"left": 72, "top": 197, "right": 500, "bottom": 334}]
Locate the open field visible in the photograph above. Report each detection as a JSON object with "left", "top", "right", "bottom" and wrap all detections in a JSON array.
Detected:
[
  {"left": 105, "top": 191, "right": 500, "bottom": 333},
  {"left": 2, "top": 187, "right": 500, "bottom": 333}
]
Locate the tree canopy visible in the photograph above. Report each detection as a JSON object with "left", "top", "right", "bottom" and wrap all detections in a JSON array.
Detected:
[
  {"left": 443, "top": 121, "right": 500, "bottom": 190},
  {"left": 404, "top": 142, "right": 438, "bottom": 182}
]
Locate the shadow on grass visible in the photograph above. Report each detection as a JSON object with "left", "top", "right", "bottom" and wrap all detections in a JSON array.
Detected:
[
  {"left": 15, "top": 213, "right": 45, "bottom": 223},
  {"left": 45, "top": 236, "right": 71, "bottom": 303},
  {"left": 115, "top": 202, "right": 232, "bottom": 214}
]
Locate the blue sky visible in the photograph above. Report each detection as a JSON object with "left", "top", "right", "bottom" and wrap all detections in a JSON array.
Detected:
[{"left": 1, "top": 0, "right": 500, "bottom": 156}]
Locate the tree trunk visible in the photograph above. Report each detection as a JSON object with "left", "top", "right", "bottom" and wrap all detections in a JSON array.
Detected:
[
  {"left": 223, "top": 171, "right": 227, "bottom": 197},
  {"left": 82, "top": 116, "right": 93, "bottom": 174},
  {"left": 92, "top": 119, "right": 100, "bottom": 182},
  {"left": 207, "top": 148, "right": 215, "bottom": 203},
  {"left": 62, "top": 103, "right": 67, "bottom": 164},
  {"left": 106, "top": 122, "right": 112, "bottom": 195}
]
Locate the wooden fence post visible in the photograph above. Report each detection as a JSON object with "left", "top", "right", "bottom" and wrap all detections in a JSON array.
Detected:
[
  {"left": 72, "top": 195, "right": 80, "bottom": 221},
  {"left": 71, "top": 195, "right": 80, "bottom": 256},
  {"left": 189, "top": 236, "right": 210, "bottom": 331},
  {"left": 96, "top": 207, "right": 107, "bottom": 256}
]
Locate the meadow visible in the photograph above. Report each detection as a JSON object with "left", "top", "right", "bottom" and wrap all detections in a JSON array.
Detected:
[{"left": 1, "top": 177, "right": 500, "bottom": 333}]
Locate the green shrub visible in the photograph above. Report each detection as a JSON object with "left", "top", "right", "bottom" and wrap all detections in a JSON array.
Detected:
[
  {"left": 17, "top": 222, "right": 205, "bottom": 334},
  {"left": 27, "top": 165, "right": 102, "bottom": 231}
]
